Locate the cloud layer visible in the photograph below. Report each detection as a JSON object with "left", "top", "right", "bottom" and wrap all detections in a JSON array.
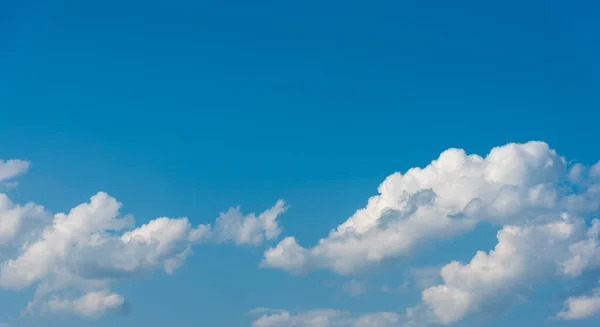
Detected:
[{"left": 3, "top": 141, "right": 600, "bottom": 325}]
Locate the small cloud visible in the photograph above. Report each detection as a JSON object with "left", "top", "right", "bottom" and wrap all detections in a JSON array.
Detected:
[
  {"left": 0, "top": 159, "right": 30, "bottom": 183},
  {"left": 30, "top": 291, "right": 127, "bottom": 319},
  {"left": 554, "top": 283, "right": 600, "bottom": 320},
  {"left": 250, "top": 308, "right": 399, "bottom": 327}
]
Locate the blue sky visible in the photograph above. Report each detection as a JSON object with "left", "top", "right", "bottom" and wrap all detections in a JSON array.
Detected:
[{"left": 1, "top": 0, "right": 600, "bottom": 326}]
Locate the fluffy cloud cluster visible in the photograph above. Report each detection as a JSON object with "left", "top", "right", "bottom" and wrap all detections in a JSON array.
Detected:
[
  {"left": 260, "top": 141, "right": 600, "bottom": 324},
  {"left": 262, "top": 142, "right": 600, "bottom": 275},
  {"left": 4, "top": 141, "right": 600, "bottom": 325},
  {"left": 250, "top": 308, "right": 400, "bottom": 327},
  {"left": 0, "top": 161, "right": 287, "bottom": 318},
  {"left": 417, "top": 217, "right": 600, "bottom": 324}
]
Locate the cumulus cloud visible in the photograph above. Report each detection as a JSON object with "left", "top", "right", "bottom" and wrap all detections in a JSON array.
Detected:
[
  {"left": 39, "top": 291, "right": 126, "bottom": 318},
  {"left": 0, "top": 159, "right": 30, "bottom": 183},
  {"left": 250, "top": 308, "right": 400, "bottom": 327},
  {"left": 259, "top": 141, "right": 600, "bottom": 325},
  {"left": 0, "top": 162, "right": 287, "bottom": 318},
  {"left": 211, "top": 200, "right": 288, "bottom": 246},
  {"left": 251, "top": 308, "right": 343, "bottom": 327},
  {"left": 555, "top": 283, "right": 600, "bottom": 320},
  {"left": 262, "top": 142, "right": 600, "bottom": 275},
  {"left": 413, "top": 217, "right": 600, "bottom": 324},
  {"left": 0, "top": 193, "right": 48, "bottom": 246}
]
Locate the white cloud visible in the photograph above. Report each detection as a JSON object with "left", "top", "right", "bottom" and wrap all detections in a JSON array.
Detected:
[
  {"left": 415, "top": 217, "right": 600, "bottom": 324},
  {"left": 1, "top": 192, "right": 136, "bottom": 291},
  {"left": 250, "top": 308, "right": 401, "bottom": 327},
  {"left": 40, "top": 291, "right": 126, "bottom": 318},
  {"left": 211, "top": 200, "right": 288, "bottom": 246},
  {"left": 251, "top": 309, "right": 343, "bottom": 327},
  {"left": 0, "top": 193, "right": 48, "bottom": 246},
  {"left": 262, "top": 142, "right": 600, "bottom": 275},
  {"left": 342, "top": 280, "right": 367, "bottom": 296},
  {"left": 556, "top": 283, "right": 600, "bottom": 320},
  {"left": 0, "top": 159, "right": 30, "bottom": 183},
  {"left": 561, "top": 219, "right": 600, "bottom": 277},
  {"left": 0, "top": 161, "right": 287, "bottom": 319}
]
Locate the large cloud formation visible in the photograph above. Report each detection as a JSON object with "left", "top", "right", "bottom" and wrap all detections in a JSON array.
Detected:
[
  {"left": 260, "top": 141, "right": 600, "bottom": 324},
  {"left": 261, "top": 141, "right": 600, "bottom": 275},
  {"left": 0, "top": 161, "right": 287, "bottom": 318}
]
